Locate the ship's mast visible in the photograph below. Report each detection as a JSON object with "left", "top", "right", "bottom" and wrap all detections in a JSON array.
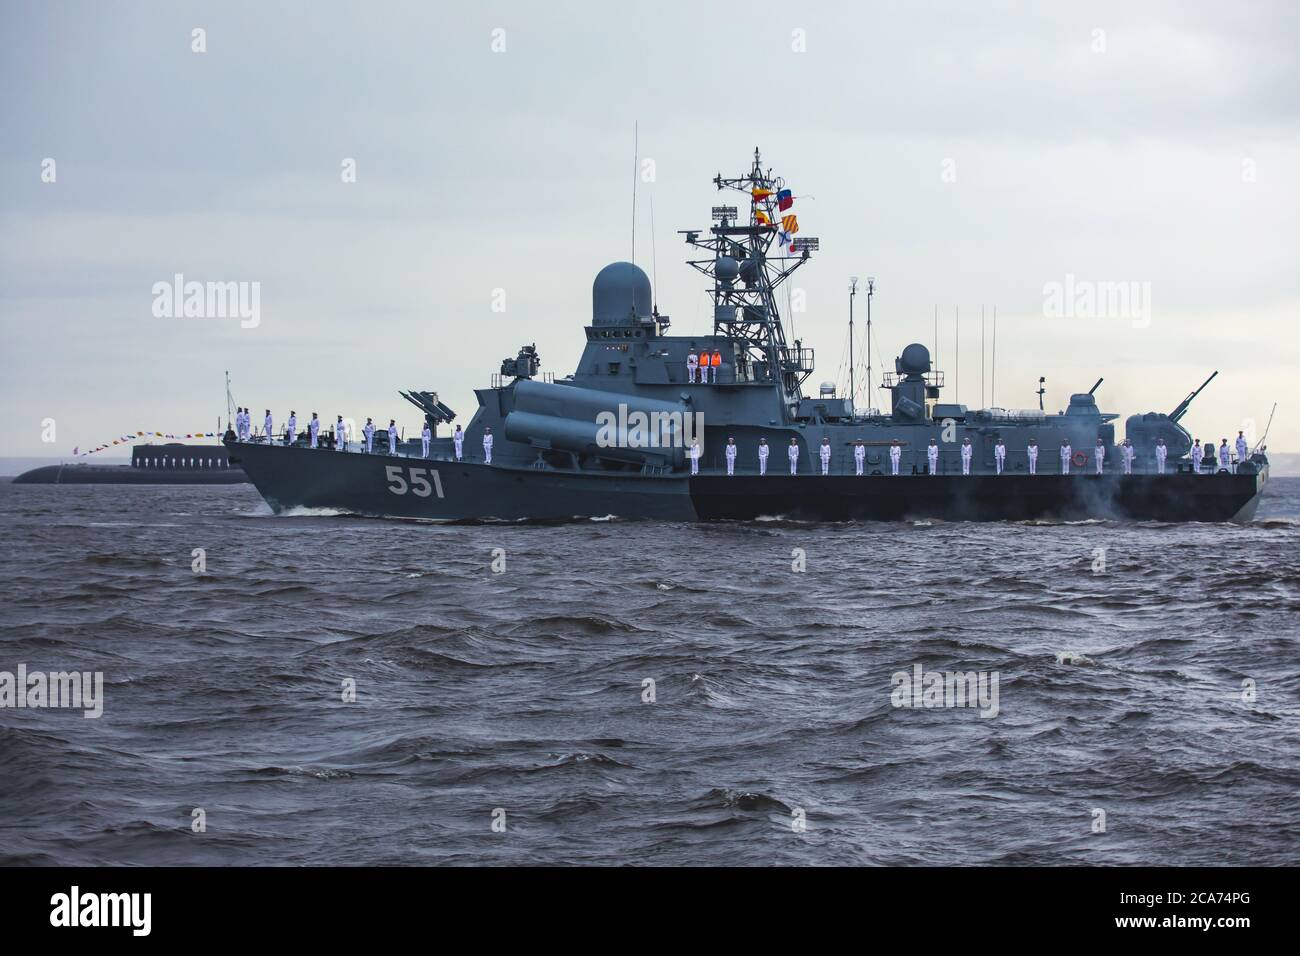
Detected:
[
  {"left": 225, "top": 370, "right": 234, "bottom": 429},
  {"left": 865, "top": 276, "right": 875, "bottom": 413},
  {"left": 849, "top": 277, "right": 858, "bottom": 411},
  {"left": 681, "top": 148, "right": 817, "bottom": 402}
]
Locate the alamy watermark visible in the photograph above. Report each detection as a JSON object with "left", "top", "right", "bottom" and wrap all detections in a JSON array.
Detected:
[
  {"left": 595, "top": 404, "right": 705, "bottom": 449},
  {"left": 1, "top": 664, "right": 103, "bottom": 718},
  {"left": 891, "top": 663, "right": 999, "bottom": 718},
  {"left": 1043, "top": 273, "right": 1151, "bottom": 329},
  {"left": 50, "top": 886, "right": 150, "bottom": 936},
  {"left": 152, "top": 273, "right": 260, "bottom": 328}
]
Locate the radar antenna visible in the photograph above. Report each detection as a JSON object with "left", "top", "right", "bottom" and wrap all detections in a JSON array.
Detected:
[{"left": 680, "top": 148, "right": 817, "bottom": 400}]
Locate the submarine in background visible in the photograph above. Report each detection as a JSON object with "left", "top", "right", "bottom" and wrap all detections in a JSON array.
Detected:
[
  {"left": 12, "top": 443, "right": 247, "bottom": 485},
  {"left": 226, "top": 149, "right": 1269, "bottom": 523}
]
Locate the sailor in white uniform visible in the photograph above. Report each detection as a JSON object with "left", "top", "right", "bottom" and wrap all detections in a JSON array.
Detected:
[
  {"left": 690, "top": 438, "right": 701, "bottom": 475},
  {"left": 758, "top": 438, "right": 769, "bottom": 476},
  {"left": 1236, "top": 431, "right": 1248, "bottom": 469},
  {"left": 1154, "top": 437, "right": 1168, "bottom": 474},
  {"left": 1218, "top": 439, "right": 1230, "bottom": 472},
  {"left": 854, "top": 439, "right": 866, "bottom": 476},
  {"left": 686, "top": 350, "right": 699, "bottom": 385},
  {"left": 725, "top": 437, "right": 737, "bottom": 476},
  {"left": 421, "top": 422, "right": 431, "bottom": 458},
  {"left": 1027, "top": 439, "right": 1039, "bottom": 476},
  {"left": 483, "top": 427, "right": 494, "bottom": 464},
  {"left": 309, "top": 413, "right": 320, "bottom": 449},
  {"left": 960, "top": 437, "right": 973, "bottom": 476},
  {"left": 334, "top": 416, "right": 346, "bottom": 451},
  {"left": 453, "top": 425, "right": 464, "bottom": 460},
  {"left": 994, "top": 437, "right": 1006, "bottom": 475},
  {"left": 819, "top": 437, "right": 832, "bottom": 476},
  {"left": 1121, "top": 438, "right": 1134, "bottom": 475},
  {"left": 788, "top": 438, "right": 800, "bottom": 475},
  {"left": 1093, "top": 438, "right": 1105, "bottom": 474},
  {"left": 387, "top": 419, "right": 398, "bottom": 455},
  {"left": 287, "top": 411, "right": 297, "bottom": 446},
  {"left": 1191, "top": 439, "right": 1203, "bottom": 473},
  {"left": 888, "top": 439, "right": 901, "bottom": 476},
  {"left": 927, "top": 438, "right": 939, "bottom": 475},
  {"left": 1060, "top": 440, "right": 1072, "bottom": 475},
  {"left": 363, "top": 418, "right": 375, "bottom": 453},
  {"left": 234, "top": 408, "right": 243, "bottom": 441},
  {"left": 264, "top": 409, "right": 273, "bottom": 443}
]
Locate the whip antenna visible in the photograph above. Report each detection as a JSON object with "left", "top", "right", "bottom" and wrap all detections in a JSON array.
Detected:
[
  {"left": 991, "top": 305, "right": 998, "bottom": 406},
  {"left": 650, "top": 195, "right": 659, "bottom": 311},
  {"left": 631, "top": 122, "right": 638, "bottom": 264}
]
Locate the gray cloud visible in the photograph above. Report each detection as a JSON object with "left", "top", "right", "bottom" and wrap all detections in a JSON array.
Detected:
[{"left": 2, "top": 0, "right": 1297, "bottom": 455}]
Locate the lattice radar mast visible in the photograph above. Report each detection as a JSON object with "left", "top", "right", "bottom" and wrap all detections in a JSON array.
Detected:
[{"left": 680, "top": 148, "right": 818, "bottom": 400}]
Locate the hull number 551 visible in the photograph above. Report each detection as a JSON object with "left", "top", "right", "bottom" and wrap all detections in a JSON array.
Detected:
[{"left": 385, "top": 465, "right": 445, "bottom": 498}]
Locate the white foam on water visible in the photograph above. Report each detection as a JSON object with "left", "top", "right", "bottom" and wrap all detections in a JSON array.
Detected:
[
  {"left": 275, "top": 506, "right": 352, "bottom": 518},
  {"left": 1054, "top": 650, "right": 1094, "bottom": 665}
]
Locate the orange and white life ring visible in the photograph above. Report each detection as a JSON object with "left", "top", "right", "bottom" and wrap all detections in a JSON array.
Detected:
[{"left": 1072, "top": 451, "right": 1088, "bottom": 468}]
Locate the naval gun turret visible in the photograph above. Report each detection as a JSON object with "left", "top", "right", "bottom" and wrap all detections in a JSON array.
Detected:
[
  {"left": 500, "top": 343, "right": 541, "bottom": 380},
  {"left": 1124, "top": 370, "right": 1217, "bottom": 463},
  {"left": 1064, "top": 379, "right": 1106, "bottom": 422}
]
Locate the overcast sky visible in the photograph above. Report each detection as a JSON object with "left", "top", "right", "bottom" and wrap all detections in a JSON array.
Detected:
[{"left": 2, "top": 0, "right": 1298, "bottom": 456}]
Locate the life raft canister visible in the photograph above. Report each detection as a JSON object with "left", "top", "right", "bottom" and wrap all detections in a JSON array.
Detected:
[{"left": 1072, "top": 451, "right": 1088, "bottom": 468}]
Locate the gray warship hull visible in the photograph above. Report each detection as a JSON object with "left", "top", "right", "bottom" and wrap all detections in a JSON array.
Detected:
[
  {"left": 230, "top": 151, "right": 1272, "bottom": 525},
  {"left": 228, "top": 442, "right": 692, "bottom": 521},
  {"left": 228, "top": 440, "right": 1267, "bottom": 523},
  {"left": 691, "top": 470, "right": 1267, "bottom": 523}
]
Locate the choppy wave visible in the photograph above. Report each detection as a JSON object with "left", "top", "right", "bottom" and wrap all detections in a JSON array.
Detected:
[{"left": 0, "top": 479, "right": 1298, "bottom": 866}]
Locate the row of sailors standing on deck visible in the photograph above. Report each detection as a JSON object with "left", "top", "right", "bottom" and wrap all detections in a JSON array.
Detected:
[
  {"left": 233, "top": 408, "right": 271, "bottom": 443},
  {"left": 298, "top": 415, "right": 493, "bottom": 463},
  {"left": 357, "top": 418, "right": 403, "bottom": 456},
  {"left": 689, "top": 433, "right": 1249, "bottom": 476},
  {"left": 686, "top": 350, "right": 724, "bottom": 384},
  {"left": 339, "top": 419, "right": 488, "bottom": 460},
  {"left": 1191, "top": 434, "right": 1249, "bottom": 474},
  {"left": 238, "top": 410, "right": 484, "bottom": 461}
]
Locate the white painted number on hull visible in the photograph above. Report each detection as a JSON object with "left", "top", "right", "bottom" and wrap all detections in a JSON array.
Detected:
[{"left": 386, "top": 465, "right": 445, "bottom": 498}]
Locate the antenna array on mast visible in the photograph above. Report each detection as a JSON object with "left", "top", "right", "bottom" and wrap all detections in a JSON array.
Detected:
[{"left": 681, "top": 148, "right": 818, "bottom": 397}]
